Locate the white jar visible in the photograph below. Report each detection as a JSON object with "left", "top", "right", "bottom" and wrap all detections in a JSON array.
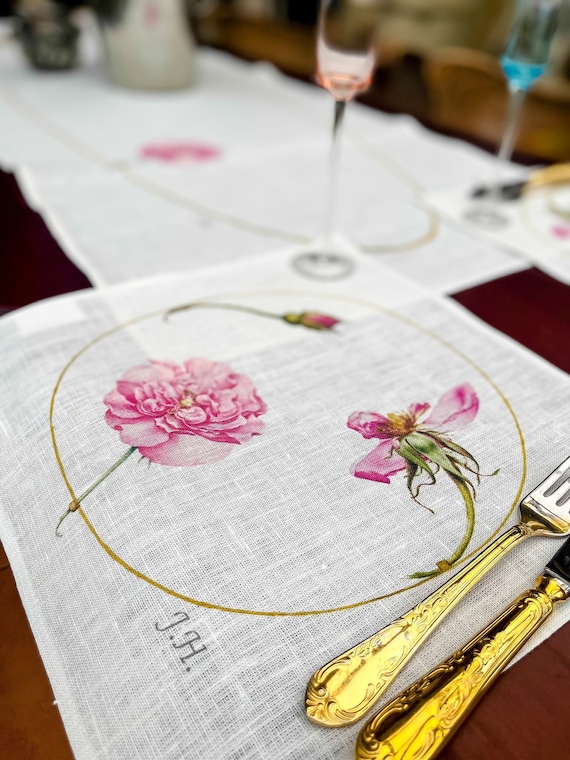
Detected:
[{"left": 98, "top": 0, "right": 198, "bottom": 90}]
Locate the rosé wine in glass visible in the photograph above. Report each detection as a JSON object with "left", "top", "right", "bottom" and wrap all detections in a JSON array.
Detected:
[
  {"left": 292, "top": 0, "right": 378, "bottom": 280},
  {"left": 316, "top": 40, "right": 375, "bottom": 102}
]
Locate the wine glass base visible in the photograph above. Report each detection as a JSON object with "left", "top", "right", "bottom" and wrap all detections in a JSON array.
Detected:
[
  {"left": 291, "top": 251, "right": 355, "bottom": 280},
  {"left": 464, "top": 205, "right": 509, "bottom": 230}
]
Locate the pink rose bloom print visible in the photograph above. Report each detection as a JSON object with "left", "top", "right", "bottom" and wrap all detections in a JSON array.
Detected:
[
  {"left": 56, "top": 301, "right": 339, "bottom": 538},
  {"left": 104, "top": 358, "right": 267, "bottom": 466},
  {"left": 140, "top": 141, "right": 221, "bottom": 163},
  {"left": 551, "top": 224, "right": 570, "bottom": 240}
]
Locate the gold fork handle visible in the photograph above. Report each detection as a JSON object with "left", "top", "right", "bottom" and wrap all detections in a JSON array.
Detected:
[
  {"left": 306, "top": 524, "right": 529, "bottom": 727},
  {"left": 355, "top": 574, "right": 567, "bottom": 760}
]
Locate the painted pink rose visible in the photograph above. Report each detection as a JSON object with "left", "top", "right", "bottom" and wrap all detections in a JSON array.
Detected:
[
  {"left": 140, "top": 141, "right": 222, "bottom": 163},
  {"left": 551, "top": 224, "right": 570, "bottom": 240},
  {"left": 104, "top": 358, "right": 266, "bottom": 466}
]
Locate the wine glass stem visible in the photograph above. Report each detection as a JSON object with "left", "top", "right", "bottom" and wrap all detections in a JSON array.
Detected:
[
  {"left": 487, "top": 86, "right": 526, "bottom": 206},
  {"left": 322, "top": 99, "right": 346, "bottom": 251}
]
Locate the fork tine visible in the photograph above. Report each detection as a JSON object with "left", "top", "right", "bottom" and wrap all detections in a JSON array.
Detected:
[
  {"left": 543, "top": 465, "right": 570, "bottom": 498},
  {"left": 556, "top": 488, "right": 570, "bottom": 507}
]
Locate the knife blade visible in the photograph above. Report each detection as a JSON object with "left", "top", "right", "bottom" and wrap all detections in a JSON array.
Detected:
[
  {"left": 354, "top": 536, "right": 570, "bottom": 760},
  {"left": 472, "top": 162, "right": 570, "bottom": 201}
]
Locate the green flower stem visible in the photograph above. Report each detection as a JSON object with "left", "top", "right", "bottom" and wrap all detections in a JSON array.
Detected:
[
  {"left": 165, "top": 302, "right": 338, "bottom": 331},
  {"left": 55, "top": 446, "right": 137, "bottom": 537},
  {"left": 410, "top": 471, "right": 475, "bottom": 579},
  {"left": 165, "top": 302, "right": 287, "bottom": 323}
]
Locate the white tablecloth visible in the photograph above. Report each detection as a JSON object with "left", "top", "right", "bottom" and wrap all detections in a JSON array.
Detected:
[{"left": 0, "top": 17, "right": 527, "bottom": 293}]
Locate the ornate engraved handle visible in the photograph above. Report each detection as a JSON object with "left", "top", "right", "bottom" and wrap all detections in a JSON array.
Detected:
[
  {"left": 305, "top": 524, "right": 529, "bottom": 727},
  {"left": 355, "top": 575, "right": 567, "bottom": 760}
]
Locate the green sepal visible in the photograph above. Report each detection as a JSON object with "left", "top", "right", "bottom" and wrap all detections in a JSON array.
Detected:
[
  {"left": 436, "top": 437, "right": 479, "bottom": 467},
  {"left": 405, "top": 433, "right": 462, "bottom": 478},
  {"left": 398, "top": 439, "right": 436, "bottom": 478},
  {"left": 405, "top": 460, "right": 418, "bottom": 492}
]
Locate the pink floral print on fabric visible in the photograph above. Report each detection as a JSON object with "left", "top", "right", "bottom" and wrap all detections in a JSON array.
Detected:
[
  {"left": 139, "top": 142, "right": 222, "bottom": 163},
  {"left": 55, "top": 302, "right": 340, "bottom": 537},
  {"left": 348, "top": 384, "right": 490, "bottom": 577},
  {"left": 104, "top": 358, "right": 267, "bottom": 466},
  {"left": 551, "top": 224, "right": 570, "bottom": 240},
  {"left": 348, "top": 384, "right": 478, "bottom": 483}
]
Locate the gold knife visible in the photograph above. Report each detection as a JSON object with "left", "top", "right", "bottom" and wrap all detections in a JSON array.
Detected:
[
  {"left": 354, "top": 535, "right": 570, "bottom": 760},
  {"left": 306, "top": 457, "right": 570, "bottom": 728}
]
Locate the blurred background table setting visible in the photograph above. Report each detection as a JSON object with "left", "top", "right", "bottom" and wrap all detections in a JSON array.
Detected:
[{"left": 1, "top": 1, "right": 570, "bottom": 759}]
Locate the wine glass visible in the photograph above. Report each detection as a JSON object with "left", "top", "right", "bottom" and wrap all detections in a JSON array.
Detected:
[
  {"left": 465, "top": 0, "right": 561, "bottom": 229},
  {"left": 292, "top": 0, "right": 377, "bottom": 280}
]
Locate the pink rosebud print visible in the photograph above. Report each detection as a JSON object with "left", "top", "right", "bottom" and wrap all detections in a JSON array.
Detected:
[
  {"left": 104, "top": 358, "right": 267, "bottom": 466},
  {"left": 283, "top": 312, "right": 340, "bottom": 330}
]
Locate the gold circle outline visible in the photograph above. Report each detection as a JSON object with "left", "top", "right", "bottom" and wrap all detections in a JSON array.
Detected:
[{"left": 50, "top": 289, "right": 527, "bottom": 616}]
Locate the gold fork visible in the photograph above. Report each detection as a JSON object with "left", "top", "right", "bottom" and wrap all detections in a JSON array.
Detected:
[
  {"left": 306, "top": 456, "right": 570, "bottom": 727},
  {"left": 355, "top": 531, "right": 570, "bottom": 760}
]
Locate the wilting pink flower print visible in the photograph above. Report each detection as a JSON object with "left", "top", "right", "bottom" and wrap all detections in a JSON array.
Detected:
[
  {"left": 348, "top": 384, "right": 478, "bottom": 483},
  {"left": 348, "top": 384, "right": 495, "bottom": 577}
]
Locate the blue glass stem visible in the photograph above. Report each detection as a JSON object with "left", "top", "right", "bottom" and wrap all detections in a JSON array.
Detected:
[
  {"left": 487, "top": 86, "right": 526, "bottom": 207},
  {"left": 322, "top": 99, "right": 346, "bottom": 252}
]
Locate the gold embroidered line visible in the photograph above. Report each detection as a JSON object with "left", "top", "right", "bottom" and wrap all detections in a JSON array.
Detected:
[
  {"left": 49, "top": 290, "right": 526, "bottom": 616},
  {"left": 79, "top": 506, "right": 452, "bottom": 617},
  {"left": 0, "top": 87, "right": 112, "bottom": 168},
  {"left": 345, "top": 130, "right": 440, "bottom": 252},
  {"left": 0, "top": 84, "right": 440, "bottom": 252},
  {"left": 49, "top": 308, "right": 167, "bottom": 501}
]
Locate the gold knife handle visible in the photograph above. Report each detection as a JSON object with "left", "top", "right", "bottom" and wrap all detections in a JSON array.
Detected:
[
  {"left": 306, "top": 524, "right": 529, "bottom": 727},
  {"left": 355, "top": 575, "right": 567, "bottom": 760},
  {"left": 527, "top": 162, "right": 570, "bottom": 191}
]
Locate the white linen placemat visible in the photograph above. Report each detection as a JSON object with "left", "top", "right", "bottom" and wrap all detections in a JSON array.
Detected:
[
  {"left": 427, "top": 182, "right": 570, "bottom": 285},
  {"left": 1, "top": 254, "right": 569, "bottom": 759},
  {"left": 1, "top": 17, "right": 526, "bottom": 294},
  {"left": 0, "top": 25, "right": 321, "bottom": 168}
]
